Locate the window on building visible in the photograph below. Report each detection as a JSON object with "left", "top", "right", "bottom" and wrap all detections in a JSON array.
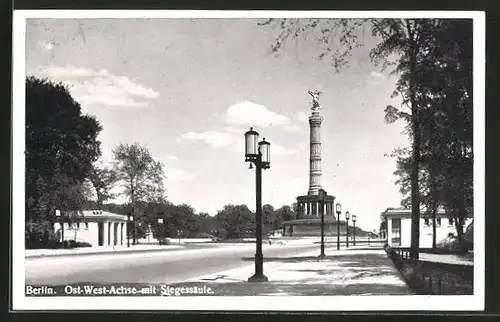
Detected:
[
  {"left": 76, "top": 222, "right": 80, "bottom": 230},
  {"left": 85, "top": 222, "right": 89, "bottom": 230},
  {"left": 436, "top": 218, "right": 441, "bottom": 226},
  {"left": 449, "top": 218, "right": 454, "bottom": 226},
  {"left": 424, "top": 218, "right": 430, "bottom": 226}
]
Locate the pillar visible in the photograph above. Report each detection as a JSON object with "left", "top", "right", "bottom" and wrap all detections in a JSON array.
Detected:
[
  {"left": 108, "top": 222, "right": 112, "bottom": 246},
  {"left": 103, "top": 221, "right": 108, "bottom": 247},
  {"left": 123, "top": 222, "right": 127, "bottom": 245},
  {"left": 308, "top": 111, "right": 323, "bottom": 196},
  {"left": 121, "top": 223, "right": 124, "bottom": 245},
  {"left": 114, "top": 222, "right": 118, "bottom": 245}
]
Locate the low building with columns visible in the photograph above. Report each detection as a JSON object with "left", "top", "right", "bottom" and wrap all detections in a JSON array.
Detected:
[
  {"left": 53, "top": 210, "right": 129, "bottom": 247},
  {"left": 382, "top": 207, "right": 473, "bottom": 248}
]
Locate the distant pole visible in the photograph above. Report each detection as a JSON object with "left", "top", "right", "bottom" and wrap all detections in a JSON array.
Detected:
[
  {"left": 345, "top": 211, "right": 350, "bottom": 248},
  {"left": 335, "top": 203, "right": 341, "bottom": 251},
  {"left": 346, "top": 220, "right": 349, "bottom": 248},
  {"left": 353, "top": 222, "right": 356, "bottom": 246},
  {"left": 319, "top": 189, "right": 326, "bottom": 259},
  {"left": 352, "top": 214, "right": 357, "bottom": 247},
  {"left": 337, "top": 216, "right": 340, "bottom": 250}
]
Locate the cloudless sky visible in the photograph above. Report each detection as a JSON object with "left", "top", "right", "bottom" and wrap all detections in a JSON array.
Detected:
[{"left": 25, "top": 17, "right": 410, "bottom": 232}]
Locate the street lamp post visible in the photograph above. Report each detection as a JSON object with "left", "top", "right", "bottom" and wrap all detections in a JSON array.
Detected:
[
  {"left": 335, "top": 203, "right": 341, "bottom": 250},
  {"left": 352, "top": 214, "right": 357, "bottom": 247},
  {"left": 319, "top": 189, "right": 327, "bottom": 259},
  {"left": 245, "top": 127, "right": 270, "bottom": 283},
  {"left": 345, "top": 211, "right": 350, "bottom": 248},
  {"left": 127, "top": 214, "right": 134, "bottom": 248}
]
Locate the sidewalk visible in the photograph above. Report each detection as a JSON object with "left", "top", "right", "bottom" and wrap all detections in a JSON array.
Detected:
[
  {"left": 25, "top": 244, "right": 185, "bottom": 258},
  {"left": 181, "top": 247, "right": 413, "bottom": 296},
  {"left": 419, "top": 253, "right": 474, "bottom": 266}
]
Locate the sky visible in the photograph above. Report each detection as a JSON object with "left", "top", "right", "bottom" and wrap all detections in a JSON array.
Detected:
[{"left": 25, "top": 17, "right": 410, "bottom": 232}]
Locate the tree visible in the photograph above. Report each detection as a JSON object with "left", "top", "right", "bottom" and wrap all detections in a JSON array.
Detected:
[
  {"left": 25, "top": 76, "right": 102, "bottom": 246},
  {"left": 215, "top": 204, "right": 254, "bottom": 239},
  {"left": 112, "top": 143, "right": 167, "bottom": 205},
  {"left": 197, "top": 212, "right": 219, "bottom": 235},
  {"left": 379, "top": 214, "right": 387, "bottom": 234},
  {"left": 112, "top": 143, "right": 166, "bottom": 244},
  {"left": 262, "top": 204, "right": 275, "bottom": 234},
  {"left": 274, "top": 205, "right": 296, "bottom": 230},
  {"left": 385, "top": 20, "right": 473, "bottom": 251},
  {"left": 112, "top": 143, "right": 166, "bottom": 207},
  {"left": 88, "top": 162, "right": 118, "bottom": 207},
  {"left": 170, "top": 204, "right": 199, "bottom": 237}
]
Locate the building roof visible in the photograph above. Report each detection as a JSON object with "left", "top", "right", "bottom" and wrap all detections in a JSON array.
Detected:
[
  {"left": 58, "top": 210, "right": 128, "bottom": 222},
  {"left": 382, "top": 207, "right": 472, "bottom": 219}
]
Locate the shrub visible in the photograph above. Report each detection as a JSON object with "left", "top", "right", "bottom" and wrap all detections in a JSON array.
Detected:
[{"left": 62, "top": 240, "right": 92, "bottom": 248}]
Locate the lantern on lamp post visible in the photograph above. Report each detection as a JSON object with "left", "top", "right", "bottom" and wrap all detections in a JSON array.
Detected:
[{"left": 245, "top": 127, "right": 271, "bottom": 282}]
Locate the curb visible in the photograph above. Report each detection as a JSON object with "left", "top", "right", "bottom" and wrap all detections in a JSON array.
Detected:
[
  {"left": 25, "top": 246, "right": 187, "bottom": 259},
  {"left": 25, "top": 243, "right": 259, "bottom": 259}
]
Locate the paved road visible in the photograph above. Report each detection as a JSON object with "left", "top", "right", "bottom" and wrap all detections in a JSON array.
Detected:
[{"left": 25, "top": 243, "right": 321, "bottom": 285}]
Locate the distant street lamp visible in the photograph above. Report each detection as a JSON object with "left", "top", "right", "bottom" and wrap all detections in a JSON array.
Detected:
[
  {"left": 345, "top": 211, "right": 350, "bottom": 248},
  {"left": 177, "top": 229, "right": 183, "bottom": 244},
  {"left": 335, "top": 203, "right": 341, "bottom": 250},
  {"left": 127, "top": 214, "right": 134, "bottom": 248},
  {"left": 352, "top": 214, "right": 357, "bottom": 247},
  {"left": 318, "top": 189, "right": 327, "bottom": 259},
  {"left": 245, "top": 127, "right": 271, "bottom": 283}
]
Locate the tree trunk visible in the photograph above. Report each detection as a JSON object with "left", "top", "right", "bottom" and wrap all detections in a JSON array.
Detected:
[
  {"left": 409, "top": 31, "right": 421, "bottom": 260},
  {"left": 430, "top": 122, "right": 438, "bottom": 249},
  {"left": 455, "top": 206, "right": 467, "bottom": 254}
]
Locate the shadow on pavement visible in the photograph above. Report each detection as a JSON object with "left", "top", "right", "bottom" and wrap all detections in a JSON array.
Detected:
[
  {"left": 241, "top": 252, "right": 391, "bottom": 265},
  {"left": 221, "top": 252, "right": 414, "bottom": 296}
]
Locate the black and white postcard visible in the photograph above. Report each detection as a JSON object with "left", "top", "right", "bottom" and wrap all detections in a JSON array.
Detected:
[{"left": 12, "top": 10, "right": 485, "bottom": 311}]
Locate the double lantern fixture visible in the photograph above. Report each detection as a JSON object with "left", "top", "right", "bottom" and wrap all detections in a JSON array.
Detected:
[{"left": 244, "top": 127, "right": 270, "bottom": 169}]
